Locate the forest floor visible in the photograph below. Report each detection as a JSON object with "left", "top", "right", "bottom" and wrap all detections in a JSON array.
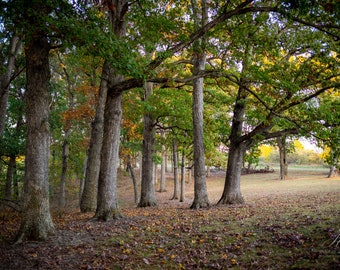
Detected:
[{"left": 0, "top": 167, "right": 339, "bottom": 269}]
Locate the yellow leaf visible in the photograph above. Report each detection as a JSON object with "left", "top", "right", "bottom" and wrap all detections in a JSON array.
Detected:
[
  {"left": 231, "top": 259, "right": 237, "bottom": 265},
  {"left": 123, "top": 248, "right": 131, "bottom": 254},
  {"left": 221, "top": 253, "right": 228, "bottom": 259},
  {"left": 178, "top": 263, "right": 185, "bottom": 270}
]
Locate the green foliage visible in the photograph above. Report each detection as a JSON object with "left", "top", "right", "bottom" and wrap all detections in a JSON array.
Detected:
[
  {"left": 0, "top": 75, "right": 26, "bottom": 158},
  {"left": 1, "top": 0, "right": 339, "bottom": 206},
  {"left": 244, "top": 146, "right": 261, "bottom": 169},
  {"left": 268, "top": 147, "right": 324, "bottom": 165},
  {"left": 307, "top": 91, "right": 340, "bottom": 168}
]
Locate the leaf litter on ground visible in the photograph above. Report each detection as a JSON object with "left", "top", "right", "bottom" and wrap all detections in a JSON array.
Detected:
[{"left": 0, "top": 169, "right": 339, "bottom": 269}]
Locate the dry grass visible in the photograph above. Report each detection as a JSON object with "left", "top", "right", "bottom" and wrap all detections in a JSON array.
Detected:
[
  {"left": 1, "top": 166, "right": 339, "bottom": 269},
  {"left": 119, "top": 166, "right": 340, "bottom": 208}
]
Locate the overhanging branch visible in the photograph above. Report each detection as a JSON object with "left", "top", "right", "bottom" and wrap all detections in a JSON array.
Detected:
[{"left": 108, "top": 2, "right": 338, "bottom": 97}]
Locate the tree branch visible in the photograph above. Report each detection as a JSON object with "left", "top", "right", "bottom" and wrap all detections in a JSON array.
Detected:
[
  {"left": 108, "top": 2, "right": 338, "bottom": 97},
  {"left": 108, "top": 2, "right": 278, "bottom": 96}
]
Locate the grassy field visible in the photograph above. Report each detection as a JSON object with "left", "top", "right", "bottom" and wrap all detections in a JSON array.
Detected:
[{"left": 1, "top": 167, "right": 339, "bottom": 269}]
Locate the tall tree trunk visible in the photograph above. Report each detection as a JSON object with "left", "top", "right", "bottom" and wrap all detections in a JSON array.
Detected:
[
  {"left": 0, "top": 35, "right": 22, "bottom": 138},
  {"left": 79, "top": 154, "right": 87, "bottom": 203},
  {"left": 16, "top": 24, "right": 54, "bottom": 241},
  {"left": 327, "top": 149, "right": 338, "bottom": 178},
  {"left": 159, "top": 135, "right": 166, "bottom": 192},
  {"left": 80, "top": 61, "right": 109, "bottom": 212},
  {"left": 188, "top": 160, "right": 193, "bottom": 184},
  {"left": 206, "top": 166, "right": 210, "bottom": 177},
  {"left": 218, "top": 84, "right": 248, "bottom": 205},
  {"left": 277, "top": 136, "right": 288, "bottom": 180},
  {"left": 165, "top": 149, "right": 169, "bottom": 173},
  {"left": 0, "top": 36, "right": 21, "bottom": 178},
  {"left": 218, "top": 142, "right": 246, "bottom": 205},
  {"left": 190, "top": 0, "right": 210, "bottom": 209},
  {"left": 171, "top": 139, "right": 179, "bottom": 200},
  {"left": 95, "top": 90, "right": 123, "bottom": 220},
  {"left": 153, "top": 162, "right": 158, "bottom": 184},
  {"left": 59, "top": 132, "right": 69, "bottom": 209},
  {"left": 93, "top": 0, "right": 129, "bottom": 220},
  {"left": 58, "top": 53, "right": 75, "bottom": 209},
  {"left": 127, "top": 155, "right": 138, "bottom": 204},
  {"left": 13, "top": 167, "right": 19, "bottom": 200},
  {"left": 180, "top": 150, "right": 186, "bottom": 202},
  {"left": 9, "top": 114, "right": 24, "bottom": 201},
  {"left": 138, "top": 82, "right": 157, "bottom": 207},
  {"left": 5, "top": 155, "right": 16, "bottom": 200}
]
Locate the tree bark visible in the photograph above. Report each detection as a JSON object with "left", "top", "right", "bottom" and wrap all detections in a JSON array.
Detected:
[
  {"left": 138, "top": 82, "right": 157, "bottom": 207},
  {"left": 218, "top": 142, "right": 246, "bottom": 205},
  {"left": 188, "top": 160, "right": 193, "bottom": 184},
  {"left": 153, "top": 162, "right": 158, "bottom": 185},
  {"left": 165, "top": 149, "right": 170, "bottom": 173},
  {"left": 93, "top": 0, "right": 129, "bottom": 220},
  {"left": 159, "top": 136, "right": 166, "bottom": 192},
  {"left": 95, "top": 90, "right": 123, "bottom": 220},
  {"left": 190, "top": 0, "right": 210, "bottom": 209},
  {"left": 0, "top": 35, "right": 22, "bottom": 138},
  {"left": 328, "top": 166, "right": 338, "bottom": 178},
  {"left": 206, "top": 166, "right": 211, "bottom": 177},
  {"left": 171, "top": 139, "right": 179, "bottom": 200},
  {"left": 0, "top": 35, "right": 22, "bottom": 179},
  {"left": 277, "top": 136, "right": 288, "bottom": 180},
  {"left": 79, "top": 155, "right": 87, "bottom": 203},
  {"left": 80, "top": 61, "right": 109, "bottom": 212},
  {"left": 59, "top": 133, "right": 69, "bottom": 209},
  {"left": 180, "top": 150, "right": 186, "bottom": 202},
  {"left": 5, "top": 155, "right": 16, "bottom": 200},
  {"left": 218, "top": 84, "right": 248, "bottom": 205},
  {"left": 127, "top": 155, "right": 138, "bottom": 204},
  {"left": 57, "top": 53, "right": 75, "bottom": 210},
  {"left": 16, "top": 25, "right": 54, "bottom": 241},
  {"left": 13, "top": 166, "right": 19, "bottom": 200},
  {"left": 327, "top": 148, "right": 338, "bottom": 178}
]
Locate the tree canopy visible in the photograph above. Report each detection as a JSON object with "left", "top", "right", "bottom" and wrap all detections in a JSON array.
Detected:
[{"left": 0, "top": 0, "right": 339, "bottom": 241}]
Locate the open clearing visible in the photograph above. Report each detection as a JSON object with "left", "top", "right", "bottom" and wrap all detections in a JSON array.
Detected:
[{"left": 1, "top": 167, "right": 339, "bottom": 269}]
